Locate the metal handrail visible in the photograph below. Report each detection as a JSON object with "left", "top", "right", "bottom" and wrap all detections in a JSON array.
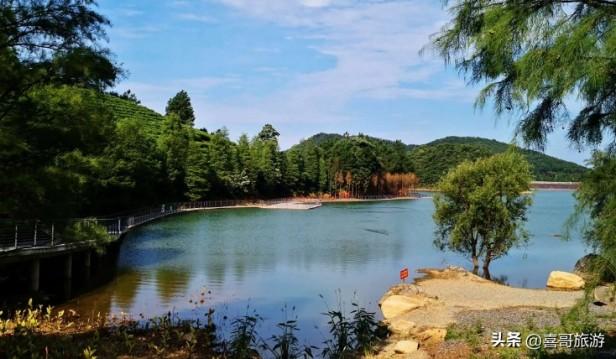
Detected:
[{"left": 0, "top": 194, "right": 416, "bottom": 252}]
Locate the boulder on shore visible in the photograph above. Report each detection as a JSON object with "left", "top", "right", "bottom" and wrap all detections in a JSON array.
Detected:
[
  {"left": 546, "top": 271, "right": 585, "bottom": 290},
  {"left": 380, "top": 295, "right": 428, "bottom": 319},
  {"left": 387, "top": 317, "right": 416, "bottom": 335}
]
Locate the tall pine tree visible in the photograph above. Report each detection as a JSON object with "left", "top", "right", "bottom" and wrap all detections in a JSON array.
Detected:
[{"left": 165, "top": 90, "right": 196, "bottom": 126}]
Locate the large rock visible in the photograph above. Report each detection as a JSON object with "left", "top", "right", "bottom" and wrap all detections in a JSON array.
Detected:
[
  {"left": 387, "top": 317, "right": 416, "bottom": 335},
  {"left": 394, "top": 340, "right": 419, "bottom": 354},
  {"left": 417, "top": 328, "right": 447, "bottom": 345},
  {"left": 380, "top": 295, "right": 427, "bottom": 319},
  {"left": 594, "top": 285, "right": 616, "bottom": 306},
  {"left": 546, "top": 271, "right": 585, "bottom": 290}
]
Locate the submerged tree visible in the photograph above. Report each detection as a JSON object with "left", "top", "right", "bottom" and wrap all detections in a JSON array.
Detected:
[
  {"left": 433, "top": 150, "right": 532, "bottom": 277},
  {"left": 431, "top": 1, "right": 616, "bottom": 151}
]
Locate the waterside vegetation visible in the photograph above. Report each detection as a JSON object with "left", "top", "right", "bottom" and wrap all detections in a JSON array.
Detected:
[
  {"left": 433, "top": 150, "right": 533, "bottom": 278},
  {"left": 0, "top": 299, "right": 385, "bottom": 359}
]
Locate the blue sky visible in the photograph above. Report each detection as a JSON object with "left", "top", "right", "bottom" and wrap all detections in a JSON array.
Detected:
[{"left": 99, "top": 0, "right": 591, "bottom": 164}]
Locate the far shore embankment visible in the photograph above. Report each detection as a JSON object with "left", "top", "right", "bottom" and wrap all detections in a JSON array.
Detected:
[
  {"left": 301, "top": 195, "right": 419, "bottom": 203},
  {"left": 416, "top": 181, "right": 580, "bottom": 193}
]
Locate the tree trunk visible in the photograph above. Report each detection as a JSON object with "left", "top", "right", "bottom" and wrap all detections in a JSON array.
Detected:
[
  {"left": 483, "top": 253, "right": 492, "bottom": 280},
  {"left": 472, "top": 255, "right": 479, "bottom": 275},
  {"left": 482, "top": 265, "right": 491, "bottom": 280}
]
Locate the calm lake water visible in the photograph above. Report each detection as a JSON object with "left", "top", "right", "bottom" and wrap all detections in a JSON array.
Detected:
[{"left": 65, "top": 190, "right": 589, "bottom": 342}]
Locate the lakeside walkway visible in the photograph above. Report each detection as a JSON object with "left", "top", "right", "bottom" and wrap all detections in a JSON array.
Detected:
[
  {"left": 0, "top": 194, "right": 416, "bottom": 293},
  {"left": 1, "top": 195, "right": 417, "bottom": 254}
]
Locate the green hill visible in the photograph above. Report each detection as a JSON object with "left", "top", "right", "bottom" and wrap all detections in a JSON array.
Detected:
[
  {"left": 294, "top": 133, "right": 587, "bottom": 185},
  {"left": 94, "top": 97, "right": 587, "bottom": 187},
  {"left": 411, "top": 136, "right": 587, "bottom": 184},
  {"left": 102, "top": 94, "right": 165, "bottom": 137}
]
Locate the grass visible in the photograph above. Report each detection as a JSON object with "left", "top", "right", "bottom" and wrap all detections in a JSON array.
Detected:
[
  {"left": 0, "top": 298, "right": 386, "bottom": 359},
  {"left": 441, "top": 297, "right": 616, "bottom": 359}
]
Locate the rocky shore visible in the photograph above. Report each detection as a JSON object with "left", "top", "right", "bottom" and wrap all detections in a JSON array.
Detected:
[{"left": 373, "top": 266, "right": 589, "bottom": 358}]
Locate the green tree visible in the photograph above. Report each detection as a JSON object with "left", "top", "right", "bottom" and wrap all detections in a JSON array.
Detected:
[
  {"left": 100, "top": 117, "right": 162, "bottom": 210},
  {"left": 329, "top": 137, "right": 382, "bottom": 196},
  {"left": 0, "top": 0, "right": 119, "bottom": 217},
  {"left": 165, "top": 90, "right": 196, "bottom": 126},
  {"left": 572, "top": 152, "right": 616, "bottom": 281},
  {"left": 432, "top": 1, "right": 616, "bottom": 284},
  {"left": 0, "top": 0, "right": 118, "bottom": 117},
  {"left": 257, "top": 123, "right": 280, "bottom": 142},
  {"left": 207, "top": 128, "right": 239, "bottom": 197},
  {"left": 236, "top": 133, "right": 255, "bottom": 194},
  {"left": 433, "top": 149, "right": 532, "bottom": 277},
  {"left": 252, "top": 124, "right": 283, "bottom": 196},
  {"left": 158, "top": 113, "right": 190, "bottom": 198},
  {"left": 184, "top": 129, "right": 211, "bottom": 201},
  {"left": 284, "top": 149, "right": 302, "bottom": 194},
  {"left": 301, "top": 142, "right": 320, "bottom": 193},
  {"left": 431, "top": 1, "right": 616, "bottom": 150}
]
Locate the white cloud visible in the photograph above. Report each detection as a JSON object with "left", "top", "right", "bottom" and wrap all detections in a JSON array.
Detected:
[
  {"left": 111, "top": 25, "right": 162, "bottom": 39},
  {"left": 218, "top": 0, "right": 463, "bottom": 102},
  {"left": 116, "top": 8, "right": 144, "bottom": 17},
  {"left": 301, "top": 0, "right": 333, "bottom": 8},
  {"left": 204, "top": 0, "right": 470, "bottom": 114},
  {"left": 119, "top": 1, "right": 477, "bottom": 146},
  {"left": 175, "top": 13, "right": 218, "bottom": 23}
]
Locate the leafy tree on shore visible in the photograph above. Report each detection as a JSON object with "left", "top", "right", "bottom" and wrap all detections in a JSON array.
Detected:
[
  {"left": 433, "top": 150, "right": 532, "bottom": 277},
  {"left": 158, "top": 113, "right": 190, "bottom": 199},
  {"left": 572, "top": 153, "right": 616, "bottom": 281},
  {"left": 184, "top": 129, "right": 211, "bottom": 201},
  {"left": 252, "top": 124, "right": 284, "bottom": 196}
]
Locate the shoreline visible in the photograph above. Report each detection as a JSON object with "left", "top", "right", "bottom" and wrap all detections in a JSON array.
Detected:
[
  {"left": 308, "top": 196, "right": 418, "bottom": 203},
  {"left": 373, "top": 266, "right": 606, "bottom": 358},
  {"left": 417, "top": 181, "right": 580, "bottom": 192}
]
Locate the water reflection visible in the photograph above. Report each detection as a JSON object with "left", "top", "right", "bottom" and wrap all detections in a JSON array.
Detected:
[
  {"left": 112, "top": 270, "right": 143, "bottom": 312},
  {"left": 63, "top": 191, "right": 588, "bottom": 344},
  {"left": 155, "top": 268, "right": 190, "bottom": 305}
]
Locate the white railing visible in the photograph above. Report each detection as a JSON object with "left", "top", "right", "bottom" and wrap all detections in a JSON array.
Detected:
[
  {"left": 0, "top": 198, "right": 297, "bottom": 251},
  {"left": 0, "top": 194, "right": 416, "bottom": 252}
]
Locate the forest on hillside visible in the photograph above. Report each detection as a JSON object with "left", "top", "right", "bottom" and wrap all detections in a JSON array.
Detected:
[
  {"left": 2, "top": 83, "right": 587, "bottom": 221},
  {"left": 0, "top": 0, "right": 585, "bottom": 221}
]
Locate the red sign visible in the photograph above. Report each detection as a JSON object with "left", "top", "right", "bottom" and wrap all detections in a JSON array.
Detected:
[{"left": 400, "top": 267, "right": 409, "bottom": 281}]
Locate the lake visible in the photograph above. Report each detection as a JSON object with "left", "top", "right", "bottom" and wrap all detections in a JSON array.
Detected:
[{"left": 64, "top": 190, "right": 589, "bottom": 343}]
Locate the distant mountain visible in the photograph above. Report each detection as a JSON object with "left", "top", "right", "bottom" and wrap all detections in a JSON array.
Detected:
[
  {"left": 410, "top": 136, "right": 586, "bottom": 184},
  {"left": 296, "top": 133, "right": 587, "bottom": 184},
  {"left": 99, "top": 98, "right": 587, "bottom": 186}
]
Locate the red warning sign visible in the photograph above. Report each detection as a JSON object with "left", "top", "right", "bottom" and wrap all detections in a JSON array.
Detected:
[{"left": 400, "top": 267, "right": 409, "bottom": 281}]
